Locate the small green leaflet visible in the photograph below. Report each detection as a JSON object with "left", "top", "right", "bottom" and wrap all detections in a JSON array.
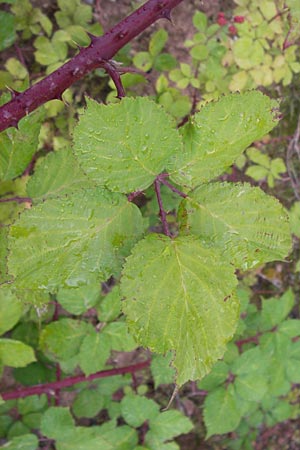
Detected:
[
  {"left": 73, "top": 97, "right": 182, "bottom": 193},
  {"left": 8, "top": 188, "right": 144, "bottom": 291},
  {"left": 121, "top": 234, "right": 239, "bottom": 386},
  {"left": 167, "top": 91, "right": 280, "bottom": 188},
  {"left": 179, "top": 182, "right": 291, "bottom": 270}
]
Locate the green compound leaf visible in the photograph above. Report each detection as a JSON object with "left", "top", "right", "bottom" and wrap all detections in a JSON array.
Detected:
[
  {"left": 0, "top": 339, "right": 36, "bottom": 368},
  {"left": 179, "top": 182, "right": 291, "bottom": 270},
  {"left": 0, "top": 110, "right": 43, "bottom": 181},
  {"left": 8, "top": 188, "right": 144, "bottom": 292},
  {"left": 27, "top": 148, "right": 94, "bottom": 203},
  {"left": 73, "top": 97, "right": 182, "bottom": 193},
  {"left": 204, "top": 385, "right": 242, "bottom": 438},
  {"left": 121, "top": 234, "right": 239, "bottom": 386},
  {"left": 167, "top": 91, "right": 279, "bottom": 189}
]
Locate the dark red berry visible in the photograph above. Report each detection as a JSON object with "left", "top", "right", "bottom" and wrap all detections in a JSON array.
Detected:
[
  {"left": 234, "top": 15, "right": 245, "bottom": 23},
  {"left": 217, "top": 17, "right": 228, "bottom": 26},
  {"left": 228, "top": 24, "right": 237, "bottom": 35}
]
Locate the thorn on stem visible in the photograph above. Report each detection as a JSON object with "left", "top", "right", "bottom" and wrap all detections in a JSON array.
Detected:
[
  {"left": 87, "top": 32, "right": 98, "bottom": 45},
  {"left": 6, "top": 86, "right": 21, "bottom": 99},
  {"left": 160, "top": 9, "right": 172, "bottom": 22}
]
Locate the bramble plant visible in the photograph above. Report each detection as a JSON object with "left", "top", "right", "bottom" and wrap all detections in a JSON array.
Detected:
[{"left": 0, "top": 0, "right": 299, "bottom": 448}]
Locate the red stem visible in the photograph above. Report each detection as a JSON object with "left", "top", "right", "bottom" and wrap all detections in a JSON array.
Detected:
[
  {"left": 1, "top": 359, "right": 151, "bottom": 401},
  {"left": 160, "top": 177, "right": 187, "bottom": 198},
  {"left": 0, "top": 196, "right": 32, "bottom": 204},
  {"left": 0, "top": 0, "right": 184, "bottom": 132},
  {"left": 154, "top": 178, "right": 171, "bottom": 237},
  {"left": 235, "top": 333, "right": 261, "bottom": 351}
]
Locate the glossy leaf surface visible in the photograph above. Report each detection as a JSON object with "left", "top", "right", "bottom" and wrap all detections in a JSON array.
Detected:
[
  {"left": 179, "top": 182, "right": 291, "bottom": 270},
  {"left": 121, "top": 234, "right": 239, "bottom": 386},
  {"left": 73, "top": 97, "right": 182, "bottom": 193},
  {"left": 167, "top": 91, "right": 279, "bottom": 188},
  {"left": 8, "top": 188, "right": 144, "bottom": 291}
]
